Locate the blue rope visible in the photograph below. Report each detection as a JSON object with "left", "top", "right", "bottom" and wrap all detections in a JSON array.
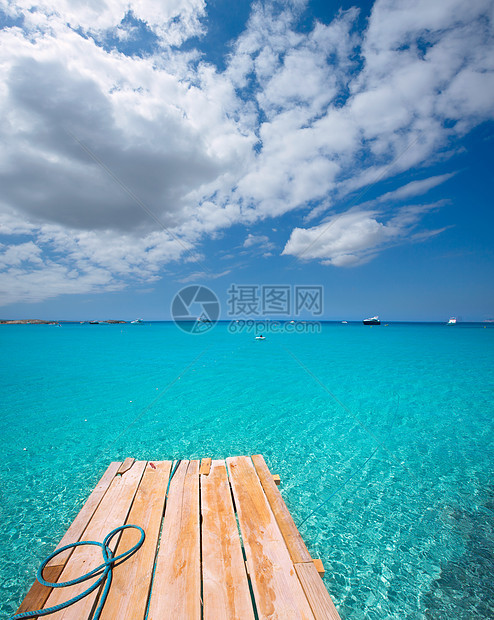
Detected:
[
  {"left": 168, "top": 460, "right": 181, "bottom": 488},
  {"left": 9, "top": 524, "right": 145, "bottom": 620}
]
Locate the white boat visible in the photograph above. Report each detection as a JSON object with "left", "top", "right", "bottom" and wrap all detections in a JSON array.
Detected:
[
  {"left": 447, "top": 317, "right": 457, "bottom": 324},
  {"left": 131, "top": 318, "right": 143, "bottom": 324},
  {"left": 341, "top": 321, "right": 348, "bottom": 324},
  {"left": 363, "top": 316, "right": 380, "bottom": 325}
]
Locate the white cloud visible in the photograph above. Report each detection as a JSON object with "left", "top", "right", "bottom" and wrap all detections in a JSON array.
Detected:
[
  {"left": 243, "top": 233, "right": 275, "bottom": 252},
  {"left": 282, "top": 203, "right": 445, "bottom": 266},
  {"left": 0, "top": 213, "right": 197, "bottom": 304},
  {"left": 0, "top": 10, "right": 257, "bottom": 233},
  {"left": 0, "top": 241, "right": 43, "bottom": 267},
  {"left": 376, "top": 173, "right": 457, "bottom": 203},
  {"left": 244, "top": 234, "right": 268, "bottom": 248},
  {"left": 283, "top": 209, "right": 391, "bottom": 266},
  {"left": 0, "top": 263, "right": 123, "bottom": 305},
  {"left": 178, "top": 268, "right": 231, "bottom": 283},
  {"left": 0, "top": 0, "right": 493, "bottom": 304},
  {"left": 1, "top": 0, "right": 207, "bottom": 46}
]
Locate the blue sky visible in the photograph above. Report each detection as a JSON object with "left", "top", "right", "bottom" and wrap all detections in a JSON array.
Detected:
[{"left": 0, "top": 0, "right": 493, "bottom": 321}]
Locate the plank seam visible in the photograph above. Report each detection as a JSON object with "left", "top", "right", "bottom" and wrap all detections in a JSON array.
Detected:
[
  {"left": 226, "top": 460, "right": 260, "bottom": 620},
  {"left": 144, "top": 459, "right": 178, "bottom": 618},
  {"left": 143, "top": 486, "right": 167, "bottom": 619},
  {"left": 199, "top": 461, "right": 204, "bottom": 618}
]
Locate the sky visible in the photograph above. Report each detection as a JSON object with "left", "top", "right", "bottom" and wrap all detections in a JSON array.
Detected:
[{"left": 0, "top": 0, "right": 493, "bottom": 321}]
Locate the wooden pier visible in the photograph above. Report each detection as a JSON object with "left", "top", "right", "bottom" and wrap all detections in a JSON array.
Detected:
[{"left": 17, "top": 455, "right": 341, "bottom": 619}]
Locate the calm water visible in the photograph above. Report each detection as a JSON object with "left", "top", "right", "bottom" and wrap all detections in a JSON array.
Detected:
[{"left": 1, "top": 322, "right": 493, "bottom": 618}]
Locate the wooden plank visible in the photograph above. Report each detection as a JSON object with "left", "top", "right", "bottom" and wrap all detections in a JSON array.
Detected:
[
  {"left": 41, "top": 461, "right": 147, "bottom": 619},
  {"left": 313, "top": 559, "right": 325, "bottom": 576},
  {"left": 117, "top": 457, "right": 135, "bottom": 475},
  {"left": 251, "top": 454, "right": 312, "bottom": 564},
  {"left": 99, "top": 461, "right": 172, "bottom": 620},
  {"left": 294, "top": 563, "right": 341, "bottom": 620},
  {"left": 147, "top": 460, "right": 200, "bottom": 620},
  {"left": 272, "top": 474, "right": 281, "bottom": 486},
  {"left": 46, "top": 461, "right": 121, "bottom": 568},
  {"left": 200, "top": 457, "right": 212, "bottom": 476},
  {"left": 17, "top": 462, "right": 121, "bottom": 614},
  {"left": 202, "top": 460, "right": 255, "bottom": 620},
  {"left": 227, "top": 456, "right": 315, "bottom": 620}
]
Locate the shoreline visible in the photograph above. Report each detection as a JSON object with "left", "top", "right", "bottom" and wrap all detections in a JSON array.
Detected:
[
  {"left": 1, "top": 319, "right": 493, "bottom": 325},
  {"left": 0, "top": 319, "right": 127, "bottom": 325}
]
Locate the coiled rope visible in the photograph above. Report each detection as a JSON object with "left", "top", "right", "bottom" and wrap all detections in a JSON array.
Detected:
[{"left": 9, "top": 524, "right": 145, "bottom": 620}]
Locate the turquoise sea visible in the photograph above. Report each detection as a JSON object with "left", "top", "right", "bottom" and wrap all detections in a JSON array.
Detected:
[{"left": 1, "top": 321, "right": 493, "bottom": 619}]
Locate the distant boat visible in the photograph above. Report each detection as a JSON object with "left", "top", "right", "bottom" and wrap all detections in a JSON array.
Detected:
[
  {"left": 447, "top": 317, "right": 457, "bottom": 324},
  {"left": 341, "top": 321, "right": 348, "bottom": 324},
  {"left": 131, "top": 318, "right": 143, "bottom": 324},
  {"left": 363, "top": 316, "right": 380, "bottom": 325},
  {"left": 89, "top": 320, "right": 100, "bottom": 325}
]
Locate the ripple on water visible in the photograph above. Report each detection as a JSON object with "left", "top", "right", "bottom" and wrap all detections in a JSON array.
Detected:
[{"left": 0, "top": 322, "right": 493, "bottom": 618}]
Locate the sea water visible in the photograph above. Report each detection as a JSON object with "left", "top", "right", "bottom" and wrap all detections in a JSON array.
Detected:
[{"left": 0, "top": 321, "right": 493, "bottom": 619}]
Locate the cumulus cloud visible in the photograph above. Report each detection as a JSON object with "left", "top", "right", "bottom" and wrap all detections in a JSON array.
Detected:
[
  {"left": 1, "top": 0, "right": 207, "bottom": 46},
  {"left": 0, "top": 212, "right": 194, "bottom": 304},
  {"left": 0, "top": 0, "right": 493, "bottom": 304},
  {"left": 282, "top": 203, "right": 446, "bottom": 266},
  {"left": 0, "top": 32, "right": 251, "bottom": 233}
]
